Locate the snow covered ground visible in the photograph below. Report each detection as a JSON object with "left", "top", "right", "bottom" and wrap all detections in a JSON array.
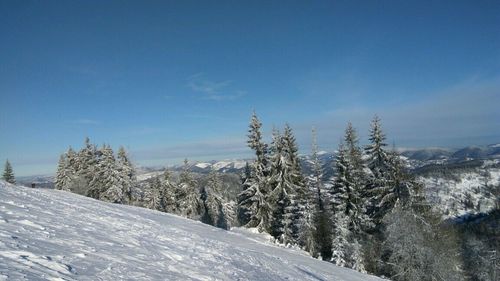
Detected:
[
  {"left": 420, "top": 164, "right": 500, "bottom": 218},
  {"left": 0, "top": 181, "right": 381, "bottom": 281}
]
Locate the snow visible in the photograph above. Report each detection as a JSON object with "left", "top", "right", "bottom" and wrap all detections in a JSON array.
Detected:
[
  {"left": 195, "top": 163, "right": 212, "bottom": 169},
  {"left": 212, "top": 161, "right": 232, "bottom": 170},
  {"left": 232, "top": 160, "right": 247, "bottom": 170},
  {"left": 0, "top": 181, "right": 381, "bottom": 281},
  {"left": 420, "top": 166, "right": 500, "bottom": 218}
]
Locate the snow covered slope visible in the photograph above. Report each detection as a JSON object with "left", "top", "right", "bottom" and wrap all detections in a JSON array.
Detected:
[{"left": 0, "top": 181, "right": 381, "bottom": 281}]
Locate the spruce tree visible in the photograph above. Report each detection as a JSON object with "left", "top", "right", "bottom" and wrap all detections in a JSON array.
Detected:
[
  {"left": 94, "top": 145, "right": 126, "bottom": 203},
  {"left": 364, "top": 116, "right": 393, "bottom": 222},
  {"left": 160, "top": 169, "right": 177, "bottom": 213},
  {"left": 237, "top": 162, "right": 252, "bottom": 225},
  {"left": 145, "top": 177, "right": 162, "bottom": 211},
  {"left": 178, "top": 159, "right": 203, "bottom": 220},
  {"left": 2, "top": 159, "right": 15, "bottom": 184},
  {"left": 117, "top": 146, "right": 136, "bottom": 203},
  {"left": 282, "top": 124, "right": 308, "bottom": 245},
  {"left": 202, "top": 169, "right": 228, "bottom": 229},
  {"left": 330, "top": 136, "right": 370, "bottom": 270},
  {"left": 237, "top": 112, "right": 271, "bottom": 231},
  {"left": 268, "top": 128, "right": 304, "bottom": 245},
  {"left": 78, "top": 137, "right": 99, "bottom": 196},
  {"left": 55, "top": 152, "right": 74, "bottom": 191},
  {"left": 308, "top": 127, "right": 332, "bottom": 260}
]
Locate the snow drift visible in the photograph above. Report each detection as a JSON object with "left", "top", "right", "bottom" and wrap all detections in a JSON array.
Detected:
[{"left": 0, "top": 181, "right": 381, "bottom": 281}]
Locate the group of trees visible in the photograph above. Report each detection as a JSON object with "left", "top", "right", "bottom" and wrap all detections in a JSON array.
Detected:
[
  {"left": 55, "top": 138, "right": 236, "bottom": 230},
  {"left": 143, "top": 159, "right": 235, "bottom": 230},
  {"left": 2, "top": 159, "right": 16, "bottom": 184},
  {"left": 55, "top": 137, "right": 135, "bottom": 203},
  {"left": 237, "top": 113, "right": 464, "bottom": 280}
]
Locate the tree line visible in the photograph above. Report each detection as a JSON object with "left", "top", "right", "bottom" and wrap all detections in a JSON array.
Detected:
[
  {"left": 55, "top": 138, "right": 236, "bottom": 230},
  {"left": 237, "top": 112, "right": 464, "bottom": 280}
]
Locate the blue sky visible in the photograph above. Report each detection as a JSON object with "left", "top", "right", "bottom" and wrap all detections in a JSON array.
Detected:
[{"left": 1, "top": 0, "right": 499, "bottom": 176}]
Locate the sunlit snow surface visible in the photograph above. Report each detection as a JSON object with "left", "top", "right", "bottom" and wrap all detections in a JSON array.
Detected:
[{"left": 0, "top": 181, "right": 381, "bottom": 281}]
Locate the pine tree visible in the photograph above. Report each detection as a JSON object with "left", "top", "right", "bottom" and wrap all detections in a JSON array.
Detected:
[
  {"left": 93, "top": 145, "right": 126, "bottom": 203},
  {"left": 78, "top": 137, "right": 99, "bottom": 196},
  {"left": 268, "top": 127, "right": 305, "bottom": 245},
  {"left": 117, "top": 146, "right": 135, "bottom": 203},
  {"left": 330, "top": 131, "right": 371, "bottom": 270},
  {"left": 201, "top": 169, "right": 228, "bottom": 229},
  {"left": 237, "top": 112, "right": 271, "bottom": 232},
  {"left": 55, "top": 151, "right": 74, "bottom": 191},
  {"left": 178, "top": 159, "right": 203, "bottom": 220},
  {"left": 2, "top": 159, "right": 15, "bottom": 184},
  {"left": 341, "top": 123, "right": 372, "bottom": 233},
  {"left": 236, "top": 162, "right": 252, "bottom": 225},
  {"left": 371, "top": 148, "right": 414, "bottom": 223},
  {"left": 282, "top": 125, "right": 308, "bottom": 244},
  {"left": 145, "top": 177, "right": 162, "bottom": 210},
  {"left": 159, "top": 169, "right": 177, "bottom": 213},
  {"left": 364, "top": 116, "right": 393, "bottom": 223},
  {"left": 307, "top": 127, "right": 332, "bottom": 260}
]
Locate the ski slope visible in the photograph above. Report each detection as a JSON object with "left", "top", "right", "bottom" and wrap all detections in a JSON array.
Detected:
[{"left": 0, "top": 181, "right": 381, "bottom": 281}]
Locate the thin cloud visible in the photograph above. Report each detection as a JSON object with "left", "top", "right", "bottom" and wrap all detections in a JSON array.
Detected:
[
  {"left": 132, "top": 137, "right": 250, "bottom": 162},
  {"left": 187, "top": 73, "right": 245, "bottom": 100},
  {"left": 292, "top": 75, "right": 500, "bottom": 149}
]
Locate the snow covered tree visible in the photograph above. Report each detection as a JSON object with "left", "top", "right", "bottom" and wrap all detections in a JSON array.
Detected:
[
  {"left": 331, "top": 212, "right": 349, "bottom": 267},
  {"left": 365, "top": 115, "right": 390, "bottom": 172},
  {"left": 330, "top": 127, "right": 371, "bottom": 271},
  {"left": 144, "top": 177, "right": 162, "bottom": 211},
  {"left": 117, "top": 146, "right": 135, "bottom": 203},
  {"left": 307, "top": 127, "right": 332, "bottom": 260},
  {"left": 371, "top": 148, "right": 415, "bottom": 223},
  {"left": 237, "top": 112, "right": 271, "bottom": 231},
  {"left": 55, "top": 150, "right": 74, "bottom": 191},
  {"left": 178, "top": 159, "right": 203, "bottom": 220},
  {"left": 91, "top": 145, "right": 126, "bottom": 203},
  {"left": 201, "top": 169, "right": 228, "bottom": 229},
  {"left": 2, "top": 159, "right": 15, "bottom": 184},
  {"left": 382, "top": 202, "right": 464, "bottom": 281},
  {"left": 159, "top": 169, "right": 177, "bottom": 213},
  {"left": 267, "top": 127, "right": 306, "bottom": 245},
  {"left": 77, "top": 137, "right": 99, "bottom": 196},
  {"left": 237, "top": 162, "right": 252, "bottom": 225}
]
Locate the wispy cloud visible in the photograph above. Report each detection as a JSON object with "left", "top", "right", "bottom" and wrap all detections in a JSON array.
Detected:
[
  {"left": 291, "top": 75, "right": 500, "bottom": 149},
  {"left": 71, "top": 119, "right": 101, "bottom": 125},
  {"left": 187, "top": 73, "right": 246, "bottom": 100},
  {"left": 132, "top": 137, "right": 250, "bottom": 163}
]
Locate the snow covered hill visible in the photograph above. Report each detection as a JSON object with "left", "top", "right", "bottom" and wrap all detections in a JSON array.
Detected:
[{"left": 0, "top": 181, "right": 381, "bottom": 281}]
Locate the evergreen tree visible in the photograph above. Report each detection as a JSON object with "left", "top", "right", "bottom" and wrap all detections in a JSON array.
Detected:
[
  {"left": 236, "top": 162, "right": 252, "bottom": 225},
  {"left": 2, "top": 159, "right": 15, "bottom": 184},
  {"left": 159, "top": 169, "right": 177, "bottom": 213},
  {"left": 145, "top": 177, "right": 162, "bottom": 211},
  {"left": 330, "top": 133, "right": 371, "bottom": 270},
  {"left": 382, "top": 201, "right": 464, "bottom": 281},
  {"left": 237, "top": 112, "right": 271, "bottom": 231},
  {"left": 201, "top": 169, "right": 228, "bottom": 229},
  {"left": 178, "top": 159, "right": 203, "bottom": 220},
  {"left": 268, "top": 127, "right": 305, "bottom": 245},
  {"left": 55, "top": 152, "right": 73, "bottom": 191},
  {"left": 308, "top": 127, "right": 332, "bottom": 260},
  {"left": 78, "top": 137, "right": 99, "bottom": 196},
  {"left": 94, "top": 145, "right": 126, "bottom": 203},
  {"left": 117, "top": 146, "right": 135, "bottom": 203}
]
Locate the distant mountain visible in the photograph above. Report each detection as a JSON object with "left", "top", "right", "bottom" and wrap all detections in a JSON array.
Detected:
[
  {"left": 451, "top": 144, "right": 500, "bottom": 160},
  {"left": 400, "top": 148, "right": 452, "bottom": 161}
]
